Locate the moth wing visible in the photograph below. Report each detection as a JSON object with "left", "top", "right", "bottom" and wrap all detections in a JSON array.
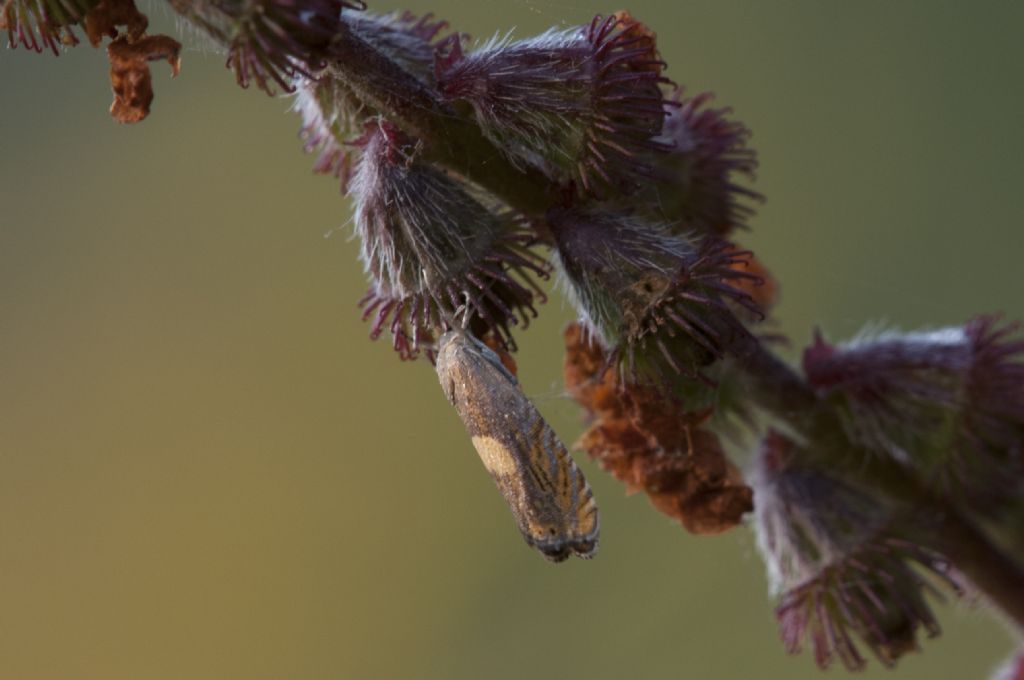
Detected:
[{"left": 436, "top": 330, "right": 600, "bottom": 561}]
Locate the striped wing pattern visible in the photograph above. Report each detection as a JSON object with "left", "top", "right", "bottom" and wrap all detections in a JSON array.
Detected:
[{"left": 437, "top": 330, "right": 599, "bottom": 562}]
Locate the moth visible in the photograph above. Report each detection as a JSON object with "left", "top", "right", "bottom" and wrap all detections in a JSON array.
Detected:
[{"left": 435, "top": 329, "right": 600, "bottom": 562}]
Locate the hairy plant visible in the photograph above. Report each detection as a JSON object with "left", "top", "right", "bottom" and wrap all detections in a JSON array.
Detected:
[{"left": 6, "top": 1, "right": 1022, "bottom": 674}]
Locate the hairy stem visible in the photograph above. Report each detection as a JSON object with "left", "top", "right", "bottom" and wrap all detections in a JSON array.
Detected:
[
  {"left": 930, "top": 511, "right": 1024, "bottom": 633},
  {"left": 732, "top": 333, "right": 819, "bottom": 424}
]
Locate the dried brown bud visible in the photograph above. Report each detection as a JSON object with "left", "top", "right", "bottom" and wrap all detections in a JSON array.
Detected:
[
  {"left": 563, "top": 322, "right": 752, "bottom": 534},
  {"left": 106, "top": 33, "right": 180, "bottom": 124},
  {"left": 4, "top": 0, "right": 180, "bottom": 121}
]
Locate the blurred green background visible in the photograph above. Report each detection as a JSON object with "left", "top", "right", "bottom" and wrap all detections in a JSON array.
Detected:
[{"left": 2, "top": 1, "right": 1023, "bottom": 678}]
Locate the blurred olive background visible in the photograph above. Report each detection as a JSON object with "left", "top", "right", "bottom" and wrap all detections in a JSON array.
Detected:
[{"left": 2, "top": 1, "right": 1023, "bottom": 678}]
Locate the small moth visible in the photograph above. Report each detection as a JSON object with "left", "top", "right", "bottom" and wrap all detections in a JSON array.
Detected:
[{"left": 436, "top": 329, "right": 600, "bottom": 562}]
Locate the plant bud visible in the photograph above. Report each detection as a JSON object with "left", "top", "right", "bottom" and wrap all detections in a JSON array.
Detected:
[
  {"left": 645, "top": 88, "right": 761, "bottom": 237},
  {"left": 802, "top": 316, "right": 1024, "bottom": 513},
  {"left": 753, "top": 432, "right": 892, "bottom": 590},
  {"left": 436, "top": 12, "right": 672, "bottom": 196},
  {"left": 551, "top": 207, "right": 760, "bottom": 386},
  {"left": 753, "top": 431, "right": 961, "bottom": 670},
  {"left": 775, "top": 541, "right": 959, "bottom": 670},
  {"left": 351, "top": 120, "right": 549, "bottom": 358},
  {"left": 562, "top": 322, "right": 752, "bottom": 534}
]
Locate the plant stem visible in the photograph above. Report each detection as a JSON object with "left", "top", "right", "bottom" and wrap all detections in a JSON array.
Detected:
[
  {"left": 930, "top": 511, "right": 1024, "bottom": 633},
  {"left": 732, "top": 333, "right": 819, "bottom": 423}
]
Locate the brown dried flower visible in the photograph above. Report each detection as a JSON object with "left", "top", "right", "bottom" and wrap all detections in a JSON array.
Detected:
[
  {"left": 563, "top": 322, "right": 752, "bottom": 534},
  {"left": 106, "top": 33, "right": 181, "bottom": 123}
]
